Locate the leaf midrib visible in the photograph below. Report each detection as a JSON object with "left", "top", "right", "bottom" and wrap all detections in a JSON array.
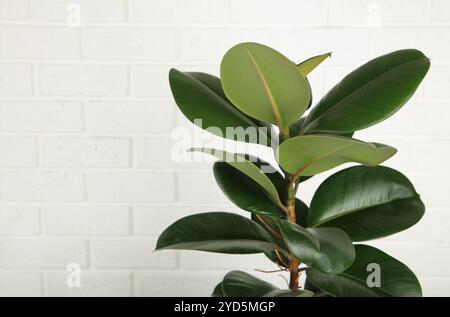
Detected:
[
  {"left": 159, "top": 238, "right": 275, "bottom": 250},
  {"left": 243, "top": 44, "right": 284, "bottom": 130},
  {"left": 302, "top": 56, "right": 427, "bottom": 132},
  {"left": 310, "top": 195, "right": 420, "bottom": 227}
]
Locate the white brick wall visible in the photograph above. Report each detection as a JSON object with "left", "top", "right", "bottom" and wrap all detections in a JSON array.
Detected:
[{"left": 0, "top": 0, "right": 449, "bottom": 297}]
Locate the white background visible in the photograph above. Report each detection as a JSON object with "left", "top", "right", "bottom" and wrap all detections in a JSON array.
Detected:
[{"left": 0, "top": 0, "right": 449, "bottom": 297}]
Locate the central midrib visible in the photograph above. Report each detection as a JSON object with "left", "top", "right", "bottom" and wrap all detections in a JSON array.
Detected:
[{"left": 243, "top": 44, "right": 284, "bottom": 131}]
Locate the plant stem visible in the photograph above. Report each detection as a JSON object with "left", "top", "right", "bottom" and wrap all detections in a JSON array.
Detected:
[{"left": 286, "top": 174, "right": 300, "bottom": 289}]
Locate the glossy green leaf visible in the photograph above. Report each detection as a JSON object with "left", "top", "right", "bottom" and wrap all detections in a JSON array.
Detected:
[
  {"left": 156, "top": 212, "right": 275, "bottom": 254},
  {"left": 264, "top": 289, "right": 314, "bottom": 297},
  {"left": 169, "top": 69, "right": 273, "bottom": 146},
  {"left": 221, "top": 42, "right": 311, "bottom": 131},
  {"left": 289, "top": 117, "right": 354, "bottom": 138},
  {"left": 295, "top": 198, "right": 309, "bottom": 228},
  {"left": 192, "top": 148, "right": 282, "bottom": 207},
  {"left": 306, "top": 245, "right": 422, "bottom": 297},
  {"left": 277, "top": 135, "right": 396, "bottom": 176},
  {"left": 302, "top": 49, "right": 430, "bottom": 134},
  {"left": 297, "top": 52, "right": 332, "bottom": 76},
  {"left": 309, "top": 166, "right": 425, "bottom": 241},
  {"left": 222, "top": 271, "right": 279, "bottom": 297},
  {"left": 214, "top": 162, "right": 283, "bottom": 217},
  {"left": 212, "top": 282, "right": 224, "bottom": 297},
  {"left": 277, "top": 220, "right": 355, "bottom": 273}
]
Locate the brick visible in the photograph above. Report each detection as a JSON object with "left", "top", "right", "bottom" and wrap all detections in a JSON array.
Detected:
[
  {"left": 179, "top": 171, "right": 228, "bottom": 204},
  {"left": 405, "top": 103, "right": 450, "bottom": 137},
  {"left": 133, "top": 0, "right": 226, "bottom": 23},
  {"left": 82, "top": 27, "right": 176, "bottom": 61},
  {"left": 415, "top": 28, "right": 450, "bottom": 62},
  {"left": 0, "top": 172, "right": 84, "bottom": 202},
  {"left": 133, "top": 205, "right": 243, "bottom": 236},
  {"left": 372, "top": 28, "right": 417, "bottom": 56},
  {"left": 38, "top": 64, "right": 128, "bottom": 96},
  {"left": 0, "top": 239, "right": 88, "bottom": 268},
  {"left": 0, "top": 27, "right": 80, "bottom": 59},
  {"left": 41, "top": 137, "right": 130, "bottom": 168},
  {"left": 0, "top": 101, "right": 82, "bottom": 132},
  {"left": 31, "top": 0, "right": 127, "bottom": 23},
  {"left": 328, "top": 0, "right": 427, "bottom": 25},
  {"left": 0, "top": 0, "right": 30, "bottom": 21},
  {"left": 0, "top": 205, "right": 41, "bottom": 236},
  {"left": 45, "top": 271, "right": 132, "bottom": 297},
  {"left": 414, "top": 140, "right": 450, "bottom": 173},
  {"left": 91, "top": 239, "right": 176, "bottom": 268},
  {"left": 230, "top": 0, "right": 327, "bottom": 25},
  {"left": 407, "top": 174, "right": 450, "bottom": 207},
  {"left": 179, "top": 252, "right": 275, "bottom": 271},
  {"left": 133, "top": 136, "right": 212, "bottom": 170},
  {"left": 85, "top": 101, "right": 175, "bottom": 133},
  {"left": 179, "top": 28, "right": 370, "bottom": 64},
  {"left": 430, "top": 0, "right": 450, "bottom": 23},
  {"left": 370, "top": 241, "right": 450, "bottom": 277},
  {"left": 86, "top": 172, "right": 176, "bottom": 202},
  {"left": 132, "top": 65, "right": 171, "bottom": 97},
  {"left": 423, "top": 66, "right": 450, "bottom": 99},
  {"left": 44, "top": 205, "right": 130, "bottom": 235},
  {"left": 0, "top": 63, "right": 33, "bottom": 96},
  {"left": 135, "top": 271, "right": 221, "bottom": 296},
  {"left": 0, "top": 136, "right": 37, "bottom": 167},
  {"left": 0, "top": 272, "right": 43, "bottom": 296}
]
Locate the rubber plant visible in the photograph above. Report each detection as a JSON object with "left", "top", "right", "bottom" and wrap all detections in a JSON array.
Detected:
[{"left": 156, "top": 42, "right": 430, "bottom": 297}]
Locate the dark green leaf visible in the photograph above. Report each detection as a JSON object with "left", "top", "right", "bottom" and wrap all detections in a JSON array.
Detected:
[
  {"left": 295, "top": 199, "right": 309, "bottom": 228},
  {"left": 222, "top": 271, "right": 279, "bottom": 297},
  {"left": 309, "top": 166, "right": 425, "bottom": 241},
  {"left": 306, "top": 245, "right": 422, "bottom": 297},
  {"left": 289, "top": 117, "right": 354, "bottom": 138},
  {"left": 214, "top": 162, "right": 283, "bottom": 217},
  {"left": 302, "top": 49, "right": 430, "bottom": 134},
  {"left": 192, "top": 148, "right": 282, "bottom": 208},
  {"left": 169, "top": 69, "right": 273, "bottom": 146},
  {"left": 156, "top": 212, "right": 275, "bottom": 254},
  {"left": 212, "top": 282, "right": 224, "bottom": 297},
  {"left": 277, "top": 220, "right": 355, "bottom": 273}
]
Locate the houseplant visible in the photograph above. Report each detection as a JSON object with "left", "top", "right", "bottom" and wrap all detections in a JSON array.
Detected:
[{"left": 156, "top": 42, "right": 430, "bottom": 297}]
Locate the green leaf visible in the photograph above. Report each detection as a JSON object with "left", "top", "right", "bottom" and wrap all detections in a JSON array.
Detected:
[
  {"left": 309, "top": 166, "right": 425, "bottom": 241},
  {"left": 289, "top": 117, "right": 354, "bottom": 138},
  {"left": 302, "top": 49, "right": 430, "bottom": 134},
  {"left": 212, "top": 282, "right": 224, "bottom": 297},
  {"left": 169, "top": 69, "right": 273, "bottom": 146},
  {"left": 156, "top": 212, "right": 275, "bottom": 254},
  {"left": 221, "top": 271, "right": 279, "bottom": 297},
  {"left": 277, "top": 220, "right": 355, "bottom": 273},
  {"left": 263, "top": 289, "right": 314, "bottom": 297},
  {"left": 295, "top": 198, "right": 309, "bottom": 228},
  {"left": 221, "top": 42, "right": 311, "bottom": 131},
  {"left": 289, "top": 117, "right": 307, "bottom": 137},
  {"left": 306, "top": 245, "right": 422, "bottom": 297},
  {"left": 277, "top": 135, "right": 396, "bottom": 176},
  {"left": 192, "top": 148, "right": 282, "bottom": 207},
  {"left": 214, "top": 162, "right": 283, "bottom": 217},
  {"left": 297, "top": 52, "right": 332, "bottom": 76}
]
